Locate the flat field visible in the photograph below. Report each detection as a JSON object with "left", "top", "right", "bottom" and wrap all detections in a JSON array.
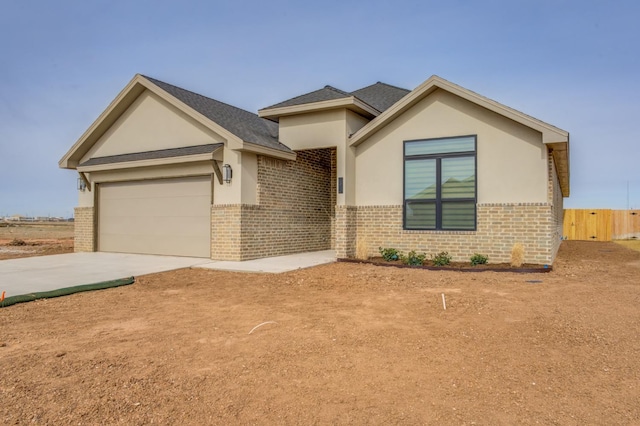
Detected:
[
  {"left": 1, "top": 241, "right": 639, "bottom": 424},
  {"left": 0, "top": 222, "right": 73, "bottom": 259}
]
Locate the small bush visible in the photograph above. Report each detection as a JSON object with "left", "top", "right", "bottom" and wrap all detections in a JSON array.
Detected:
[
  {"left": 511, "top": 243, "right": 525, "bottom": 267},
  {"left": 470, "top": 253, "right": 489, "bottom": 266},
  {"left": 378, "top": 247, "right": 400, "bottom": 262},
  {"left": 356, "top": 238, "right": 369, "bottom": 260},
  {"left": 400, "top": 250, "right": 426, "bottom": 266},
  {"left": 431, "top": 251, "right": 452, "bottom": 267},
  {"left": 9, "top": 238, "right": 26, "bottom": 246}
]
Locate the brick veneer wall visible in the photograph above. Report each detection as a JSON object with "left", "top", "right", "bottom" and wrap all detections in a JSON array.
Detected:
[
  {"left": 210, "top": 204, "right": 242, "bottom": 260},
  {"left": 211, "top": 149, "right": 335, "bottom": 261},
  {"left": 350, "top": 203, "right": 555, "bottom": 265},
  {"left": 74, "top": 207, "right": 95, "bottom": 252},
  {"left": 330, "top": 148, "right": 337, "bottom": 249},
  {"left": 335, "top": 205, "right": 357, "bottom": 258}
]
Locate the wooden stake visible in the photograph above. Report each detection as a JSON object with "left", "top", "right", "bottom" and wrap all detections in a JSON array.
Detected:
[{"left": 442, "top": 293, "right": 446, "bottom": 310}]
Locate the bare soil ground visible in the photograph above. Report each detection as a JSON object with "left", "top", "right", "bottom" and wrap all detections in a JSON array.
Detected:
[
  {"left": 615, "top": 239, "right": 640, "bottom": 252},
  {"left": 0, "top": 222, "right": 73, "bottom": 260},
  {"left": 1, "top": 241, "right": 640, "bottom": 424}
]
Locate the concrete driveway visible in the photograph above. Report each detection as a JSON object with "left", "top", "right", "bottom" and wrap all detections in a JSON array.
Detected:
[
  {"left": 0, "top": 250, "right": 336, "bottom": 298},
  {"left": 0, "top": 252, "right": 210, "bottom": 298}
]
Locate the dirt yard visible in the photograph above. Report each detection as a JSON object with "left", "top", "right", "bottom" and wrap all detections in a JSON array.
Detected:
[
  {"left": 1, "top": 241, "right": 640, "bottom": 424},
  {"left": 615, "top": 239, "right": 640, "bottom": 252},
  {"left": 0, "top": 222, "right": 74, "bottom": 260}
]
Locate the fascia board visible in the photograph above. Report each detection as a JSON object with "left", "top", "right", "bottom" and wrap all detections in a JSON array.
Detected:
[
  {"left": 239, "top": 141, "right": 297, "bottom": 161},
  {"left": 76, "top": 153, "right": 215, "bottom": 172},
  {"left": 59, "top": 74, "right": 245, "bottom": 170},
  {"left": 59, "top": 75, "right": 146, "bottom": 169},
  {"left": 348, "top": 81, "right": 438, "bottom": 147},
  {"left": 258, "top": 97, "right": 379, "bottom": 119},
  {"left": 349, "top": 76, "right": 569, "bottom": 147},
  {"left": 434, "top": 78, "right": 569, "bottom": 143}
]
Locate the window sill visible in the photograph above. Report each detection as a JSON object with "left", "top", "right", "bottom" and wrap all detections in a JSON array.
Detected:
[{"left": 402, "top": 229, "right": 477, "bottom": 235}]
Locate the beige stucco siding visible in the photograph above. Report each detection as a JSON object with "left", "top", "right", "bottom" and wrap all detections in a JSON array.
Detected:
[
  {"left": 355, "top": 89, "right": 548, "bottom": 205},
  {"left": 213, "top": 147, "right": 240, "bottom": 205},
  {"left": 241, "top": 152, "right": 258, "bottom": 205},
  {"left": 279, "top": 109, "right": 373, "bottom": 206},
  {"left": 346, "top": 110, "right": 370, "bottom": 137},
  {"left": 279, "top": 110, "right": 347, "bottom": 151},
  {"left": 81, "top": 90, "right": 224, "bottom": 162},
  {"left": 78, "top": 181, "right": 95, "bottom": 207}
]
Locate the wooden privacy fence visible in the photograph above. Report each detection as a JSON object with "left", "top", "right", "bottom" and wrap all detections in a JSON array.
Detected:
[{"left": 563, "top": 209, "right": 640, "bottom": 241}]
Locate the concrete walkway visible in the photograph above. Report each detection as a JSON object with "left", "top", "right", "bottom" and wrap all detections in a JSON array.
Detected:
[
  {"left": 0, "top": 250, "right": 336, "bottom": 298},
  {"left": 195, "top": 250, "right": 336, "bottom": 273}
]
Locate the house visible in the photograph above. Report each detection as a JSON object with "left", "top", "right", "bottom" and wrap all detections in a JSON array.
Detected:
[{"left": 59, "top": 74, "right": 569, "bottom": 264}]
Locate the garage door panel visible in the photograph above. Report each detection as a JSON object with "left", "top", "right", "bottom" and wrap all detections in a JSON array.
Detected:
[
  {"left": 100, "top": 178, "right": 208, "bottom": 198},
  {"left": 101, "top": 215, "right": 210, "bottom": 237},
  {"left": 100, "top": 218, "right": 206, "bottom": 237},
  {"left": 99, "top": 234, "right": 210, "bottom": 257},
  {"left": 100, "top": 195, "right": 210, "bottom": 218},
  {"left": 98, "top": 177, "right": 211, "bottom": 257}
]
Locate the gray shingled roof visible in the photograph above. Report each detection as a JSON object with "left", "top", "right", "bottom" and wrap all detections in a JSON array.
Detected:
[
  {"left": 262, "top": 85, "right": 354, "bottom": 110},
  {"left": 143, "top": 76, "right": 293, "bottom": 154},
  {"left": 261, "top": 81, "right": 410, "bottom": 114},
  {"left": 351, "top": 82, "right": 410, "bottom": 113},
  {"left": 79, "top": 143, "right": 223, "bottom": 167}
]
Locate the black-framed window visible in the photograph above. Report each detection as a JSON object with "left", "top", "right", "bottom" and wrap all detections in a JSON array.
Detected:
[{"left": 404, "top": 135, "right": 477, "bottom": 230}]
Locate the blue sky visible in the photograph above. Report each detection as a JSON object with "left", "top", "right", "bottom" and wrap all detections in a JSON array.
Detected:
[{"left": 1, "top": 0, "right": 638, "bottom": 217}]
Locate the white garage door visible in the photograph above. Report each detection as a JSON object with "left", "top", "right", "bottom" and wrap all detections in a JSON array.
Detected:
[{"left": 98, "top": 176, "right": 211, "bottom": 257}]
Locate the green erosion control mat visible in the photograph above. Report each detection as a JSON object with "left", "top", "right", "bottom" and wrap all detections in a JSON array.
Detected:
[{"left": 1, "top": 277, "right": 135, "bottom": 308}]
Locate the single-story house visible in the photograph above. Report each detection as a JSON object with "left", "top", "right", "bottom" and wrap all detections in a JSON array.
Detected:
[{"left": 59, "top": 74, "right": 569, "bottom": 264}]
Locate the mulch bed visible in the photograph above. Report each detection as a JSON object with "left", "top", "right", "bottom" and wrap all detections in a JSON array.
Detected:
[{"left": 338, "top": 257, "right": 552, "bottom": 273}]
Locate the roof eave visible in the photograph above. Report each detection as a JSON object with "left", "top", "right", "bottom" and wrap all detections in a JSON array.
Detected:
[
  {"left": 58, "top": 75, "right": 147, "bottom": 169},
  {"left": 348, "top": 75, "right": 571, "bottom": 196},
  {"left": 59, "top": 74, "right": 246, "bottom": 170},
  {"left": 547, "top": 138, "right": 570, "bottom": 197},
  {"left": 77, "top": 152, "right": 217, "bottom": 173},
  {"left": 239, "top": 141, "right": 297, "bottom": 161},
  {"left": 349, "top": 75, "right": 570, "bottom": 147},
  {"left": 258, "top": 97, "right": 379, "bottom": 120}
]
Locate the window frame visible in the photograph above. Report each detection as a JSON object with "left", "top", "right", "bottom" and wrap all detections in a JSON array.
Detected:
[{"left": 403, "top": 135, "right": 478, "bottom": 231}]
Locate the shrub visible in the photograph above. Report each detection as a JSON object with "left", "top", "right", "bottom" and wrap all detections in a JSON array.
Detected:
[
  {"left": 400, "top": 250, "right": 426, "bottom": 266},
  {"left": 470, "top": 253, "right": 489, "bottom": 266},
  {"left": 511, "top": 243, "right": 525, "bottom": 267},
  {"left": 378, "top": 247, "right": 400, "bottom": 262},
  {"left": 356, "top": 238, "right": 369, "bottom": 260},
  {"left": 9, "top": 238, "right": 26, "bottom": 246},
  {"left": 431, "top": 251, "right": 452, "bottom": 267}
]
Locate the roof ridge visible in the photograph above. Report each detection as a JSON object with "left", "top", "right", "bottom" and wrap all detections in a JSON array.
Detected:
[
  {"left": 352, "top": 81, "right": 410, "bottom": 93},
  {"left": 322, "top": 85, "right": 380, "bottom": 112},
  {"left": 324, "top": 85, "right": 353, "bottom": 97},
  {"left": 261, "top": 85, "right": 352, "bottom": 110},
  {"left": 142, "top": 75, "right": 262, "bottom": 119}
]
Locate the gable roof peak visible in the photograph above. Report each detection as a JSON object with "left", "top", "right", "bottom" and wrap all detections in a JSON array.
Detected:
[
  {"left": 350, "top": 81, "right": 410, "bottom": 113},
  {"left": 141, "top": 75, "right": 294, "bottom": 154}
]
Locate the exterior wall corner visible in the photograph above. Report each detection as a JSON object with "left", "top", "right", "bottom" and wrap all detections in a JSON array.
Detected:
[{"left": 74, "top": 206, "right": 95, "bottom": 252}]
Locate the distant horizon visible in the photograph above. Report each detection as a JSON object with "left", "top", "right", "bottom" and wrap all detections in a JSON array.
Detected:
[{"left": 2, "top": 214, "right": 74, "bottom": 220}]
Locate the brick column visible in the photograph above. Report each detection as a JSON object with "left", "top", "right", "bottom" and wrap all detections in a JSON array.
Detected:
[
  {"left": 335, "top": 205, "right": 357, "bottom": 258},
  {"left": 211, "top": 205, "right": 243, "bottom": 260},
  {"left": 74, "top": 207, "right": 95, "bottom": 252}
]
